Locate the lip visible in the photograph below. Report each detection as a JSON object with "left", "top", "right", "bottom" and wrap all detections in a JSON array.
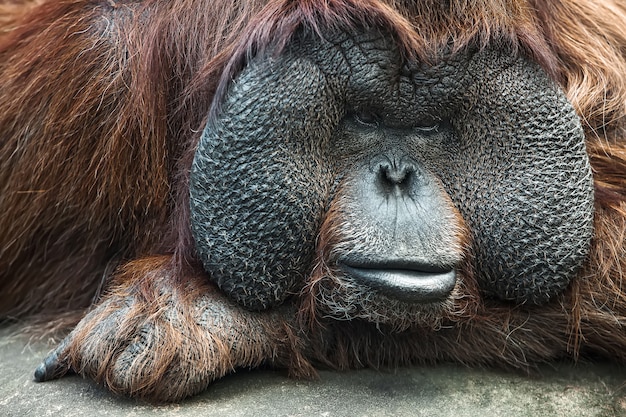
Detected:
[{"left": 339, "top": 260, "right": 456, "bottom": 303}]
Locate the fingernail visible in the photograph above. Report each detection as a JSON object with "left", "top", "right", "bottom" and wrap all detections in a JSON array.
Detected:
[{"left": 33, "top": 362, "right": 47, "bottom": 382}]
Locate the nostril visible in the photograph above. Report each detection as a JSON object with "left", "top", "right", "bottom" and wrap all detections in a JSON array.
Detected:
[{"left": 380, "top": 162, "right": 415, "bottom": 185}]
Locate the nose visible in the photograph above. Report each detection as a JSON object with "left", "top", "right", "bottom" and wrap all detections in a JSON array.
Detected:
[
  {"left": 380, "top": 160, "right": 415, "bottom": 184},
  {"left": 374, "top": 155, "right": 419, "bottom": 193}
]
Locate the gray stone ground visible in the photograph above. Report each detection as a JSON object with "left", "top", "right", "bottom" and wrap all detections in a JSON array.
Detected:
[{"left": 1, "top": 326, "right": 626, "bottom": 417}]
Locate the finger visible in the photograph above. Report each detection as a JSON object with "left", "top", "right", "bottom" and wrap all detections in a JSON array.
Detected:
[{"left": 33, "top": 337, "right": 73, "bottom": 382}]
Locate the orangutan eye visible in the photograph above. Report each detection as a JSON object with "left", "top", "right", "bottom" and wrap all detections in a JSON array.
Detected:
[
  {"left": 354, "top": 109, "right": 380, "bottom": 127},
  {"left": 414, "top": 120, "right": 442, "bottom": 134},
  {"left": 415, "top": 123, "right": 441, "bottom": 134}
]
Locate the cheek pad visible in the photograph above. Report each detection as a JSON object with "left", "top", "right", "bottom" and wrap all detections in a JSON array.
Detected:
[
  {"left": 448, "top": 55, "right": 594, "bottom": 304},
  {"left": 189, "top": 56, "right": 340, "bottom": 310}
]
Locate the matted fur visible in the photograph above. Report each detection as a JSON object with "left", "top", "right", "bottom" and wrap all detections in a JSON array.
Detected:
[{"left": 2, "top": 0, "right": 626, "bottom": 402}]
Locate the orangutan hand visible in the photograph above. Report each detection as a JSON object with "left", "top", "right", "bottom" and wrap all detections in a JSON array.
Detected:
[{"left": 34, "top": 267, "right": 290, "bottom": 402}]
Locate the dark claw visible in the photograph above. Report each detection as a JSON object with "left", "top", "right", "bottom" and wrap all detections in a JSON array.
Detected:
[{"left": 34, "top": 339, "right": 72, "bottom": 382}]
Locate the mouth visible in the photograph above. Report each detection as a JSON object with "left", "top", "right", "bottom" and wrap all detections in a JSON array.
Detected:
[{"left": 338, "top": 260, "right": 456, "bottom": 303}]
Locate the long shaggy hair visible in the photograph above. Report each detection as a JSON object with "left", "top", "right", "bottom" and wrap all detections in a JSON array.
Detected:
[{"left": 1, "top": 0, "right": 626, "bottom": 380}]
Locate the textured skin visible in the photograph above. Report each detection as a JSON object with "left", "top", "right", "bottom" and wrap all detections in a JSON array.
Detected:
[
  {"left": 190, "top": 58, "right": 334, "bottom": 310},
  {"left": 190, "top": 29, "right": 594, "bottom": 309}
]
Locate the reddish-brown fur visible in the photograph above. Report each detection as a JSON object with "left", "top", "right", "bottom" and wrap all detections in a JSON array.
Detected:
[{"left": 2, "top": 0, "right": 626, "bottom": 402}]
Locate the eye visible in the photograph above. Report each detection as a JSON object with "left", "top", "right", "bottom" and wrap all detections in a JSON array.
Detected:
[
  {"left": 354, "top": 109, "right": 380, "bottom": 127},
  {"left": 414, "top": 118, "right": 447, "bottom": 134},
  {"left": 414, "top": 123, "right": 440, "bottom": 134}
]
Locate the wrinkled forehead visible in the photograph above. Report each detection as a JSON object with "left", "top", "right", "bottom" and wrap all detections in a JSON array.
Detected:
[{"left": 271, "top": 28, "right": 521, "bottom": 125}]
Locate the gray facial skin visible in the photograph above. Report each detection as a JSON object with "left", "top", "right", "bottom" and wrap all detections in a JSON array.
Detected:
[{"left": 190, "top": 28, "right": 594, "bottom": 312}]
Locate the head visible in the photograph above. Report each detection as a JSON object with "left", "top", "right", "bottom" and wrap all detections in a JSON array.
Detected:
[{"left": 189, "top": 25, "right": 594, "bottom": 329}]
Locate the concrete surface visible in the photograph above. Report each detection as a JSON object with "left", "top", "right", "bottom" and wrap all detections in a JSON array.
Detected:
[{"left": 1, "top": 326, "right": 626, "bottom": 417}]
